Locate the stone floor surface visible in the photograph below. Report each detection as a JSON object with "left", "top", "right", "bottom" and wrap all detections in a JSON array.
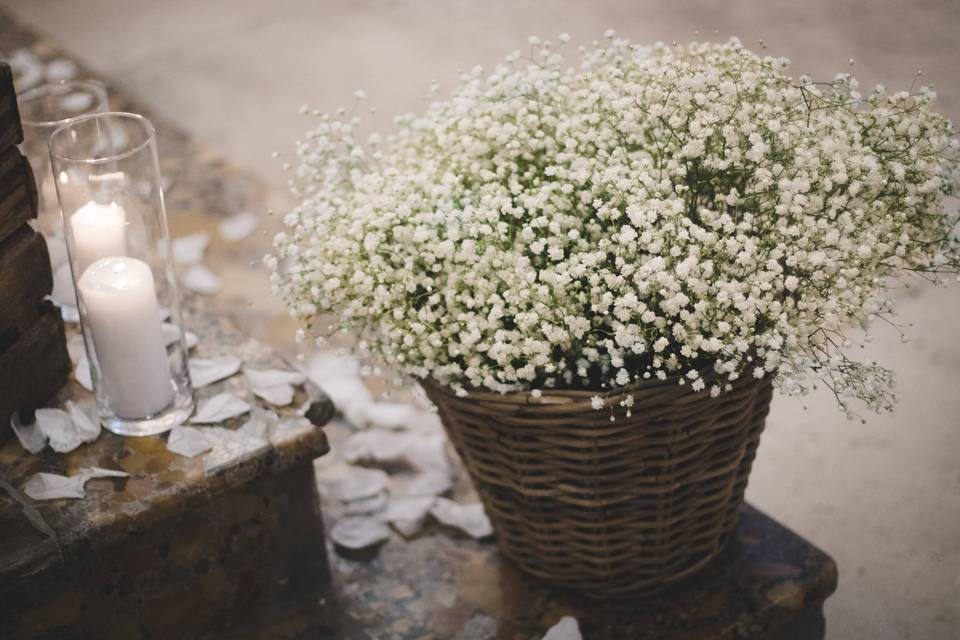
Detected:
[{"left": 1, "top": 1, "right": 958, "bottom": 638}]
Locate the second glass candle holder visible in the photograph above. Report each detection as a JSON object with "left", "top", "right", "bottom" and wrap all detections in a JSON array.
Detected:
[{"left": 49, "top": 112, "right": 194, "bottom": 436}]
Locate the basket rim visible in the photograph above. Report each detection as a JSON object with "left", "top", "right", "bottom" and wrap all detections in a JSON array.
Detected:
[{"left": 420, "top": 363, "right": 765, "bottom": 411}]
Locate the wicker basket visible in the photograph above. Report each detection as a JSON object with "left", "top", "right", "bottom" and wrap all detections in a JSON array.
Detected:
[{"left": 421, "top": 371, "right": 774, "bottom": 598}]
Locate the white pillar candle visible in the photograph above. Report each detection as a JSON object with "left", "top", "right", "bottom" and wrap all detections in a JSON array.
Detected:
[
  {"left": 70, "top": 201, "right": 127, "bottom": 271},
  {"left": 78, "top": 257, "right": 173, "bottom": 418}
]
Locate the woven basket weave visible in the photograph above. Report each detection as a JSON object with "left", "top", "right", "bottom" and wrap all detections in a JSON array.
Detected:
[{"left": 421, "top": 371, "right": 774, "bottom": 598}]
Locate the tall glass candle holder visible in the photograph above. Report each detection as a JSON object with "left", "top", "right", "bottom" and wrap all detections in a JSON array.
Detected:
[
  {"left": 18, "top": 80, "right": 109, "bottom": 239},
  {"left": 49, "top": 112, "right": 194, "bottom": 436}
]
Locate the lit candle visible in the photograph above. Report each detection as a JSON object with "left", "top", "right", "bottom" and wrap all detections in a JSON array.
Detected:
[
  {"left": 78, "top": 257, "right": 173, "bottom": 418},
  {"left": 70, "top": 201, "right": 127, "bottom": 271}
]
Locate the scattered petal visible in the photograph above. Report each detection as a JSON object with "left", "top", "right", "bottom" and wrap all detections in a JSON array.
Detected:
[
  {"left": 23, "top": 467, "right": 128, "bottom": 501},
  {"left": 190, "top": 393, "right": 250, "bottom": 424},
  {"left": 332, "top": 467, "right": 389, "bottom": 502},
  {"left": 384, "top": 495, "right": 435, "bottom": 537},
  {"left": 201, "top": 418, "right": 271, "bottom": 473},
  {"left": 10, "top": 411, "right": 46, "bottom": 454},
  {"left": 244, "top": 368, "right": 306, "bottom": 407},
  {"left": 342, "top": 492, "right": 389, "bottom": 515},
  {"left": 244, "top": 368, "right": 306, "bottom": 387},
  {"left": 329, "top": 516, "right": 390, "bottom": 550},
  {"left": 268, "top": 415, "right": 314, "bottom": 446},
  {"left": 9, "top": 49, "right": 44, "bottom": 90},
  {"left": 36, "top": 409, "right": 83, "bottom": 453},
  {"left": 66, "top": 401, "right": 100, "bottom": 443},
  {"left": 51, "top": 262, "right": 75, "bottom": 308},
  {"left": 363, "top": 402, "right": 419, "bottom": 429},
  {"left": 403, "top": 432, "right": 451, "bottom": 475},
  {"left": 66, "top": 333, "right": 86, "bottom": 363},
  {"left": 166, "top": 425, "right": 213, "bottom": 458},
  {"left": 60, "top": 92, "right": 93, "bottom": 112},
  {"left": 74, "top": 356, "right": 93, "bottom": 390},
  {"left": 182, "top": 265, "right": 221, "bottom": 295},
  {"left": 306, "top": 353, "right": 372, "bottom": 425},
  {"left": 542, "top": 617, "right": 582, "bottom": 640},
  {"left": 188, "top": 356, "right": 241, "bottom": 388},
  {"left": 60, "top": 304, "right": 80, "bottom": 324},
  {"left": 218, "top": 212, "right": 258, "bottom": 241},
  {"left": 45, "top": 58, "right": 77, "bottom": 82},
  {"left": 162, "top": 323, "right": 199, "bottom": 350},
  {"left": 38, "top": 412, "right": 74, "bottom": 452},
  {"left": 341, "top": 429, "right": 413, "bottom": 464},
  {"left": 171, "top": 232, "right": 209, "bottom": 265},
  {"left": 430, "top": 498, "right": 493, "bottom": 539},
  {"left": 249, "top": 383, "right": 295, "bottom": 406},
  {"left": 405, "top": 471, "right": 452, "bottom": 498}
]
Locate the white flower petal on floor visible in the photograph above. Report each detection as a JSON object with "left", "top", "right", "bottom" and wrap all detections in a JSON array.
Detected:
[
  {"left": 201, "top": 416, "right": 272, "bottom": 472},
  {"left": 66, "top": 333, "right": 85, "bottom": 363},
  {"left": 189, "top": 392, "right": 250, "bottom": 424},
  {"left": 362, "top": 401, "right": 419, "bottom": 430},
  {"left": 305, "top": 352, "right": 373, "bottom": 425},
  {"left": 60, "top": 304, "right": 80, "bottom": 324},
  {"left": 188, "top": 356, "right": 241, "bottom": 388},
  {"left": 10, "top": 403, "right": 101, "bottom": 454},
  {"left": 329, "top": 516, "right": 391, "bottom": 550},
  {"left": 23, "top": 467, "right": 128, "bottom": 501},
  {"left": 50, "top": 262, "right": 76, "bottom": 308},
  {"left": 66, "top": 401, "right": 100, "bottom": 442},
  {"left": 542, "top": 617, "right": 581, "bottom": 640},
  {"left": 341, "top": 429, "right": 414, "bottom": 464},
  {"left": 8, "top": 49, "right": 44, "bottom": 90},
  {"left": 34, "top": 409, "right": 78, "bottom": 453},
  {"left": 244, "top": 368, "right": 306, "bottom": 407},
  {"left": 44, "top": 58, "right": 77, "bottom": 82},
  {"left": 342, "top": 492, "right": 389, "bottom": 516},
  {"left": 430, "top": 498, "right": 493, "bottom": 539},
  {"left": 332, "top": 467, "right": 389, "bottom": 502},
  {"left": 166, "top": 425, "right": 214, "bottom": 458},
  {"left": 74, "top": 356, "right": 93, "bottom": 391},
  {"left": 384, "top": 495, "right": 435, "bottom": 537},
  {"left": 405, "top": 471, "right": 452, "bottom": 498},
  {"left": 162, "top": 323, "right": 199, "bottom": 350},
  {"left": 403, "top": 431, "right": 451, "bottom": 474},
  {"left": 9, "top": 411, "right": 46, "bottom": 454},
  {"left": 182, "top": 265, "right": 221, "bottom": 295},
  {"left": 171, "top": 232, "right": 209, "bottom": 265},
  {"left": 218, "top": 212, "right": 259, "bottom": 242}
]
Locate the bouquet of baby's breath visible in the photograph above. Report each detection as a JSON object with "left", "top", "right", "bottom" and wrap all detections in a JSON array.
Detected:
[{"left": 269, "top": 33, "right": 960, "bottom": 416}]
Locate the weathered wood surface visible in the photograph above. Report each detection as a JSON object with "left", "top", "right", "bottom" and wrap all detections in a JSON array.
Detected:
[
  {"left": 0, "top": 145, "right": 38, "bottom": 244},
  {"left": 0, "top": 61, "right": 22, "bottom": 150},
  {"left": 0, "top": 302, "right": 71, "bottom": 435},
  {"left": 0, "top": 225, "right": 52, "bottom": 351}
]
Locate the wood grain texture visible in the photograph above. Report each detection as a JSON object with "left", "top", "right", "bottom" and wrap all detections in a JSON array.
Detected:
[
  {"left": 0, "top": 145, "right": 38, "bottom": 244},
  {"left": 0, "top": 61, "right": 22, "bottom": 150},
  {"left": 0, "top": 225, "right": 53, "bottom": 350},
  {"left": 0, "top": 302, "right": 71, "bottom": 442}
]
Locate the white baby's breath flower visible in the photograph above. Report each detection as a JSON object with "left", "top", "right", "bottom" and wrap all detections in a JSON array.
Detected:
[{"left": 271, "top": 35, "right": 960, "bottom": 415}]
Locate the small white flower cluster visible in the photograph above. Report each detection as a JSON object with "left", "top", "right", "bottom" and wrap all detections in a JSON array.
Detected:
[{"left": 270, "top": 35, "right": 960, "bottom": 416}]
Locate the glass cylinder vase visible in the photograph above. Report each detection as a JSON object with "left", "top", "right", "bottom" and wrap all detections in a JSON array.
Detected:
[
  {"left": 18, "top": 80, "right": 109, "bottom": 239},
  {"left": 49, "top": 112, "right": 194, "bottom": 436}
]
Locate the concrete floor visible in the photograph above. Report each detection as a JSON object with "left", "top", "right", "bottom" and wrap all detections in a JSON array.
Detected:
[{"left": 4, "top": 1, "right": 959, "bottom": 637}]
